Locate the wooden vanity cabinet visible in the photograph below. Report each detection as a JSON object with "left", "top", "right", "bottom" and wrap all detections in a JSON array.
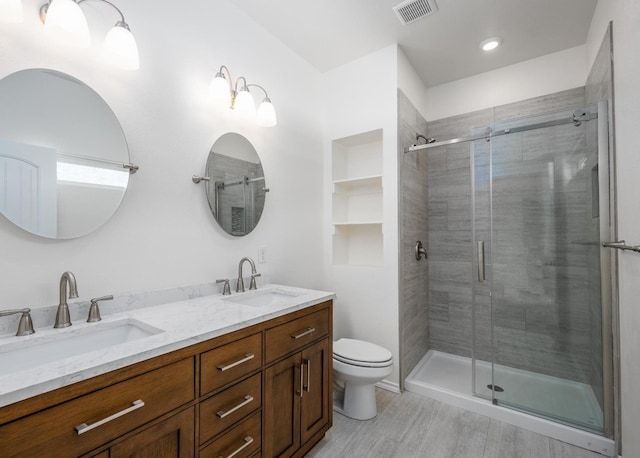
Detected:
[
  {"left": 300, "top": 339, "right": 331, "bottom": 446},
  {"left": 0, "top": 357, "right": 195, "bottom": 458},
  {"left": 263, "top": 307, "right": 332, "bottom": 458},
  {"left": 107, "top": 407, "right": 195, "bottom": 458},
  {"left": 0, "top": 299, "right": 333, "bottom": 458}
]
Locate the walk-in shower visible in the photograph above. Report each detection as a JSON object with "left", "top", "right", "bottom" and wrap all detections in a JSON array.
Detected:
[{"left": 402, "top": 97, "right": 616, "bottom": 456}]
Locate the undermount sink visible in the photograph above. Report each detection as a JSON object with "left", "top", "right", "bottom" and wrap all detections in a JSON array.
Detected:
[
  {"left": 0, "top": 319, "right": 163, "bottom": 374},
  {"left": 223, "top": 287, "right": 303, "bottom": 308}
]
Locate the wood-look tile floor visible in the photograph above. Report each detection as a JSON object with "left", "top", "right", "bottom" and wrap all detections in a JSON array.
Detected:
[{"left": 307, "top": 389, "right": 604, "bottom": 458}]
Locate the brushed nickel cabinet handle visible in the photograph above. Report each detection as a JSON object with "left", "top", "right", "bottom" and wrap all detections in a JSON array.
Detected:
[
  {"left": 217, "top": 353, "right": 255, "bottom": 372},
  {"left": 298, "top": 363, "right": 304, "bottom": 398},
  {"left": 291, "top": 327, "right": 315, "bottom": 340},
  {"left": 304, "top": 358, "right": 311, "bottom": 393},
  {"left": 216, "top": 395, "right": 254, "bottom": 419},
  {"left": 219, "top": 436, "right": 254, "bottom": 458},
  {"left": 74, "top": 399, "right": 145, "bottom": 435}
]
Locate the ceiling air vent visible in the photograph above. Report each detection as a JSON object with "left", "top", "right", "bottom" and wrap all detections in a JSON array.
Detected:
[{"left": 393, "top": 0, "right": 438, "bottom": 25}]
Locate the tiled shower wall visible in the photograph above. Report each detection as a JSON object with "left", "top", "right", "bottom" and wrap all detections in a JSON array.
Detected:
[
  {"left": 398, "top": 89, "right": 430, "bottom": 385},
  {"left": 425, "top": 87, "right": 605, "bottom": 384}
]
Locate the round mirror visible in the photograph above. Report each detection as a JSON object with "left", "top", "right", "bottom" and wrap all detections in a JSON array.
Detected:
[
  {"left": 0, "top": 69, "right": 131, "bottom": 239},
  {"left": 205, "top": 133, "right": 266, "bottom": 236}
]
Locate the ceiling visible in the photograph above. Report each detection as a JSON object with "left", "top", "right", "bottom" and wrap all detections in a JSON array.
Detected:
[{"left": 230, "top": 0, "right": 598, "bottom": 87}]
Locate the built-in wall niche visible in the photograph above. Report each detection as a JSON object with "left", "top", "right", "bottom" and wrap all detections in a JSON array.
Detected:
[{"left": 331, "top": 129, "right": 383, "bottom": 266}]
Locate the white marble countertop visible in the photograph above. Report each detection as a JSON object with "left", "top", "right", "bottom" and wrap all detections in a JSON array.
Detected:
[{"left": 0, "top": 284, "right": 335, "bottom": 409}]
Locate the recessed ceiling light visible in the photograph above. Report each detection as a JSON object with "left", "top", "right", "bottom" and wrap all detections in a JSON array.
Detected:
[{"left": 480, "top": 37, "right": 502, "bottom": 52}]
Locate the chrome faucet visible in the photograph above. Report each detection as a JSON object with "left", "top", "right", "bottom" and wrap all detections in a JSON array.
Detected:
[
  {"left": 0, "top": 308, "right": 35, "bottom": 336},
  {"left": 54, "top": 271, "right": 79, "bottom": 328},
  {"left": 236, "top": 257, "right": 261, "bottom": 292}
]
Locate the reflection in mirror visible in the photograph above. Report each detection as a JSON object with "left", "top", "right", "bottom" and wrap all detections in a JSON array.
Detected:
[
  {"left": 0, "top": 69, "right": 132, "bottom": 239},
  {"left": 205, "top": 133, "right": 266, "bottom": 236}
]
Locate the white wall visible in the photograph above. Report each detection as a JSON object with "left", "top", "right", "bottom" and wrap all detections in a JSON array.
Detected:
[
  {"left": 323, "top": 44, "right": 401, "bottom": 388},
  {"left": 397, "top": 48, "right": 427, "bottom": 120},
  {"left": 0, "top": 0, "right": 324, "bottom": 309},
  {"left": 424, "top": 45, "right": 588, "bottom": 120},
  {"left": 587, "top": 2, "right": 640, "bottom": 456}
]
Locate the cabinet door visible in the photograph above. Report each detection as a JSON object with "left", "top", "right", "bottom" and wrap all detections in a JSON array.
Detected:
[
  {"left": 110, "top": 407, "right": 194, "bottom": 458},
  {"left": 300, "top": 339, "right": 330, "bottom": 444},
  {"left": 264, "top": 353, "right": 301, "bottom": 458}
]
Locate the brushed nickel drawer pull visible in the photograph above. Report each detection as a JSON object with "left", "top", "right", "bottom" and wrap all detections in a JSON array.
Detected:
[
  {"left": 74, "top": 399, "right": 145, "bottom": 435},
  {"left": 291, "top": 327, "right": 315, "bottom": 340},
  {"left": 217, "top": 353, "right": 255, "bottom": 372},
  {"left": 219, "top": 436, "right": 254, "bottom": 458},
  {"left": 216, "top": 395, "right": 254, "bottom": 419}
]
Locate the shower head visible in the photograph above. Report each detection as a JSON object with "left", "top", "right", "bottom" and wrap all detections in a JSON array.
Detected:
[{"left": 416, "top": 134, "right": 436, "bottom": 145}]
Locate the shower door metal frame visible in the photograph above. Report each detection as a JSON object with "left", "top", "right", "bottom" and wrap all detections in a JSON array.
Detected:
[{"left": 597, "top": 100, "right": 617, "bottom": 441}]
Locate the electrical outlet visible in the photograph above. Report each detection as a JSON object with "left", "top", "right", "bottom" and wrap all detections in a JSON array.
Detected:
[{"left": 258, "top": 246, "right": 267, "bottom": 263}]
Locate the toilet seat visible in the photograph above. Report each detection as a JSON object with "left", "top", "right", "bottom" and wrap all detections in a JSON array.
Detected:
[{"left": 333, "top": 338, "right": 393, "bottom": 368}]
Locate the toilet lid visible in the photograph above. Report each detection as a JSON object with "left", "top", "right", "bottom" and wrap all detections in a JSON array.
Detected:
[{"left": 333, "top": 338, "right": 393, "bottom": 367}]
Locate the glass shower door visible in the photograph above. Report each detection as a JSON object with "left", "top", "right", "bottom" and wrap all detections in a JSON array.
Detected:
[
  {"left": 477, "top": 106, "right": 606, "bottom": 433},
  {"left": 471, "top": 129, "right": 494, "bottom": 400}
]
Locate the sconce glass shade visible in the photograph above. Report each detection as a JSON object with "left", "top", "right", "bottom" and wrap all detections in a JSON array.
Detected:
[
  {"left": 208, "top": 74, "right": 231, "bottom": 107},
  {"left": 0, "top": 0, "right": 24, "bottom": 23},
  {"left": 104, "top": 22, "right": 139, "bottom": 70},
  {"left": 256, "top": 98, "right": 277, "bottom": 127},
  {"left": 43, "top": 0, "right": 90, "bottom": 48},
  {"left": 234, "top": 88, "right": 256, "bottom": 120}
]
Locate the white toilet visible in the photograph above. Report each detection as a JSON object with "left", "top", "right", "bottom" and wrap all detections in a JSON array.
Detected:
[{"left": 332, "top": 338, "right": 394, "bottom": 420}]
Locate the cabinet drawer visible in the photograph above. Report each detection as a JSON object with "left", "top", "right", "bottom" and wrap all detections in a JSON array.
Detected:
[
  {"left": 0, "top": 357, "right": 194, "bottom": 458},
  {"left": 200, "top": 411, "right": 261, "bottom": 458},
  {"left": 200, "top": 373, "right": 261, "bottom": 444},
  {"left": 265, "top": 308, "right": 330, "bottom": 363},
  {"left": 201, "top": 333, "right": 262, "bottom": 395}
]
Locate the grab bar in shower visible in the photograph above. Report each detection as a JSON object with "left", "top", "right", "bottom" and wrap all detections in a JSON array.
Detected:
[{"left": 602, "top": 241, "right": 640, "bottom": 253}]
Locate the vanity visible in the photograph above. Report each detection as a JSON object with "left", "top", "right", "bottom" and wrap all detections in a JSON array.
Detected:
[
  {"left": 0, "top": 63, "right": 319, "bottom": 457},
  {"left": 0, "top": 285, "right": 334, "bottom": 458}
]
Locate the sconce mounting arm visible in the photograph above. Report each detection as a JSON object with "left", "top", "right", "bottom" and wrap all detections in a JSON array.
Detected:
[{"left": 41, "top": 0, "right": 127, "bottom": 24}]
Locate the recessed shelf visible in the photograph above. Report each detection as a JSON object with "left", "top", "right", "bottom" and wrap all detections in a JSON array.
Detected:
[
  {"left": 332, "top": 130, "right": 383, "bottom": 182},
  {"left": 333, "top": 174, "right": 383, "bottom": 187},
  {"left": 331, "top": 129, "right": 383, "bottom": 267},
  {"left": 332, "top": 224, "right": 383, "bottom": 266}
]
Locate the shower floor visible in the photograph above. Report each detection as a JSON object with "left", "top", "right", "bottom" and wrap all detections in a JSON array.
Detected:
[{"left": 405, "top": 350, "right": 614, "bottom": 457}]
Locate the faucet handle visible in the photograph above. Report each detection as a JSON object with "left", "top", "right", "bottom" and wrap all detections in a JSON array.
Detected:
[
  {"left": 87, "top": 295, "right": 113, "bottom": 323},
  {"left": 216, "top": 279, "right": 231, "bottom": 296},
  {"left": 249, "top": 273, "right": 261, "bottom": 290},
  {"left": 0, "top": 308, "right": 35, "bottom": 336},
  {"left": 17, "top": 310, "right": 35, "bottom": 336}
]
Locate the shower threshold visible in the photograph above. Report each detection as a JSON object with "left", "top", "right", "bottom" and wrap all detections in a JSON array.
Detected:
[{"left": 405, "top": 350, "right": 615, "bottom": 457}]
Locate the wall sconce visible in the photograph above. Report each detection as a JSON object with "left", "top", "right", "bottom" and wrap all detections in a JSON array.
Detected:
[
  {"left": 39, "top": 0, "right": 139, "bottom": 71},
  {"left": 0, "top": 0, "right": 24, "bottom": 23},
  {"left": 209, "top": 65, "right": 277, "bottom": 127}
]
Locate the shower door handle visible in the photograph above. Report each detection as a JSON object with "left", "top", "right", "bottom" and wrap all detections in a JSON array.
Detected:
[{"left": 477, "top": 241, "right": 485, "bottom": 282}]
